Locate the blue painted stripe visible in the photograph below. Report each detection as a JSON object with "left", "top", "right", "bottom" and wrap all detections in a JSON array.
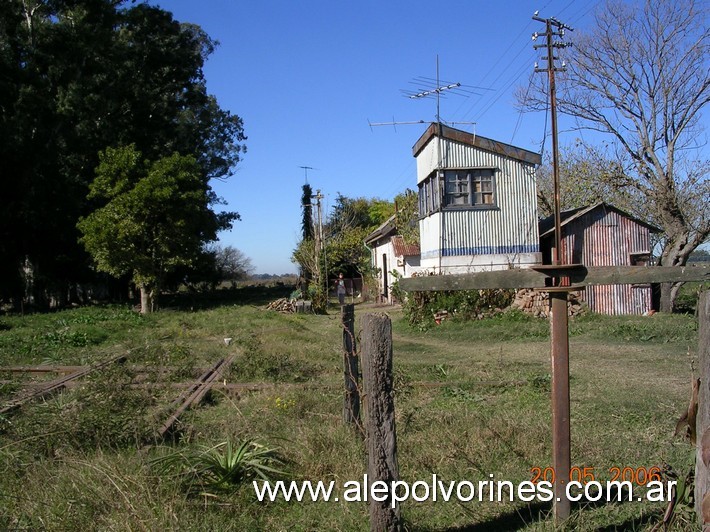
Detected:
[
  {"left": 443, "top": 244, "right": 539, "bottom": 256},
  {"left": 421, "top": 244, "right": 539, "bottom": 259}
]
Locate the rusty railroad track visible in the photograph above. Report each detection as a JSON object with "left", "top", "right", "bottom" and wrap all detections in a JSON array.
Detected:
[{"left": 1, "top": 352, "right": 239, "bottom": 441}]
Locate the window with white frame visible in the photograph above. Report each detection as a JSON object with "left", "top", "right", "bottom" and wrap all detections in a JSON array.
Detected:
[{"left": 443, "top": 168, "right": 496, "bottom": 208}]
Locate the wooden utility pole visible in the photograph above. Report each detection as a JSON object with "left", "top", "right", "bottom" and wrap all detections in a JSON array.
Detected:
[
  {"left": 534, "top": 13, "right": 574, "bottom": 522},
  {"left": 312, "top": 189, "right": 324, "bottom": 288}
]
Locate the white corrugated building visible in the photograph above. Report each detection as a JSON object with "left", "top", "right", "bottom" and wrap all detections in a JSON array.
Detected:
[{"left": 414, "top": 123, "right": 542, "bottom": 274}]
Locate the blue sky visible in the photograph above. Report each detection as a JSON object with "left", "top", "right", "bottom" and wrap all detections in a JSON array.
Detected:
[{"left": 151, "top": 0, "right": 600, "bottom": 274}]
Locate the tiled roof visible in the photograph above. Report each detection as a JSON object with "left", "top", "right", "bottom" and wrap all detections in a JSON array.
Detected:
[{"left": 392, "top": 235, "right": 420, "bottom": 257}]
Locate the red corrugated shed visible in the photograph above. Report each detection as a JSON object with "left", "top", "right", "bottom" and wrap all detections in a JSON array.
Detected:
[{"left": 539, "top": 203, "right": 661, "bottom": 315}]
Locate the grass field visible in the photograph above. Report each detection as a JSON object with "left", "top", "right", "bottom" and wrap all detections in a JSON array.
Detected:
[{"left": 0, "top": 287, "right": 702, "bottom": 531}]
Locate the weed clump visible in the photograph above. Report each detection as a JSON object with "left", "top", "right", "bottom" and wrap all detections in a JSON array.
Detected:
[
  {"left": 151, "top": 439, "right": 286, "bottom": 495},
  {"left": 402, "top": 289, "right": 515, "bottom": 327},
  {"left": 232, "top": 332, "right": 321, "bottom": 382}
]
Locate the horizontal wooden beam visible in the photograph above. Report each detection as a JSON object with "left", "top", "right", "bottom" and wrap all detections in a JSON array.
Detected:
[{"left": 398, "top": 264, "right": 710, "bottom": 292}]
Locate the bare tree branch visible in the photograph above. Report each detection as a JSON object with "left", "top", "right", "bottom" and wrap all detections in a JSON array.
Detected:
[{"left": 522, "top": 0, "right": 710, "bottom": 310}]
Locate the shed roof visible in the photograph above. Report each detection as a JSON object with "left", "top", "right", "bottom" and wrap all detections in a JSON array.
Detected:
[
  {"left": 412, "top": 123, "right": 542, "bottom": 166},
  {"left": 364, "top": 214, "right": 396, "bottom": 245},
  {"left": 539, "top": 202, "right": 662, "bottom": 238},
  {"left": 364, "top": 216, "right": 421, "bottom": 257}
]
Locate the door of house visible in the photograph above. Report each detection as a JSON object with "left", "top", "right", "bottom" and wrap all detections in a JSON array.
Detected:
[{"left": 382, "top": 254, "right": 388, "bottom": 301}]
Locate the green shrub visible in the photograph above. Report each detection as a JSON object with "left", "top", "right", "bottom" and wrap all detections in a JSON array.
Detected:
[{"left": 403, "top": 288, "right": 515, "bottom": 326}]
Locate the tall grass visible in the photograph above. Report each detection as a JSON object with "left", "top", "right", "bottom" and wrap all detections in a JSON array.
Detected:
[{"left": 0, "top": 292, "right": 702, "bottom": 530}]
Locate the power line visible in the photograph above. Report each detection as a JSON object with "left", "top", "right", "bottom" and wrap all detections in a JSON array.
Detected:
[{"left": 511, "top": 70, "right": 536, "bottom": 144}]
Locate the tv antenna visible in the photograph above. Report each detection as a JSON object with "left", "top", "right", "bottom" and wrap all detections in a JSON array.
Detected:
[
  {"left": 298, "top": 165, "right": 315, "bottom": 184},
  {"left": 369, "top": 55, "right": 483, "bottom": 131}
]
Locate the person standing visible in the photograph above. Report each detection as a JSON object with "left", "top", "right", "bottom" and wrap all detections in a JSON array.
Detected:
[{"left": 336, "top": 273, "right": 346, "bottom": 305}]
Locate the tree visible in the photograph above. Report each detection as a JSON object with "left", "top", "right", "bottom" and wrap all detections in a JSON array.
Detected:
[
  {"left": 292, "top": 194, "right": 397, "bottom": 308},
  {"left": 0, "top": 0, "right": 246, "bottom": 308},
  {"left": 211, "top": 245, "right": 254, "bottom": 286},
  {"left": 521, "top": 0, "right": 710, "bottom": 311},
  {"left": 393, "top": 189, "right": 419, "bottom": 246},
  {"left": 536, "top": 143, "right": 644, "bottom": 217},
  {"left": 324, "top": 195, "right": 395, "bottom": 278},
  {"left": 77, "top": 145, "right": 238, "bottom": 313},
  {"left": 301, "top": 184, "right": 313, "bottom": 241}
]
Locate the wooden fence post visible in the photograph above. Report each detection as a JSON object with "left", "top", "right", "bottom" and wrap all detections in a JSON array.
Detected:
[
  {"left": 696, "top": 291, "right": 710, "bottom": 529},
  {"left": 361, "top": 313, "right": 401, "bottom": 532},
  {"left": 342, "top": 304, "right": 361, "bottom": 427}
]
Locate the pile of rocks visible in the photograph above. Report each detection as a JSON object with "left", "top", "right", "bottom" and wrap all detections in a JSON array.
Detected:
[{"left": 511, "top": 288, "right": 586, "bottom": 318}]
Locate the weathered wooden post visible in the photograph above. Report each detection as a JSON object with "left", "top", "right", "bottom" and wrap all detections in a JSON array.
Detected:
[
  {"left": 696, "top": 291, "right": 710, "bottom": 529},
  {"left": 361, "top": 313, "right": 401, "bottom": 532},
  {"left": 342, "top": 304, "right": 361, "bottom": 427}
]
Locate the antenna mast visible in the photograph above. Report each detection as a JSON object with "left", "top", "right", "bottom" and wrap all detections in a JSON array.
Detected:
[
  {"left": 369, "top": 56, "right": 477, "bottom": 130},
  {"left": 299, "top": 165, "right": 314, "bottom": 185}
]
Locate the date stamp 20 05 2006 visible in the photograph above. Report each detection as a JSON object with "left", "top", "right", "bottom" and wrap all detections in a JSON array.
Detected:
[{"left": 531, "top": 466, "right": 663, "bottom": 486}]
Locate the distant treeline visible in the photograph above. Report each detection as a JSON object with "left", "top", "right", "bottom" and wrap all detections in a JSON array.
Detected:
[{"left": 251, "top": 274, "right": 298, "bottom": 280}]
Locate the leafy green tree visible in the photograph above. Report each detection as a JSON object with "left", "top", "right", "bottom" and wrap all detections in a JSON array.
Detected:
[
  {"left": 393, "top": 189, "right": 419, "bottom": 246},
  {"left": 77, "top": 145, "right": 238, "bottom": 313},
  {"left": 328, "top": 195, "right": 383, "bottom": 236},
  {"left": 0, "top": 0, "right": 246, "bottom": 309},
  {"left": 327, "top": 227, "right": 373, "bottom": 278},
  {"left": 292, "top": 192, "right": 419, "bottom": 303}
]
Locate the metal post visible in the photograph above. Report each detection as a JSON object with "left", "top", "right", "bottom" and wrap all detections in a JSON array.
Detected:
[{"left": 550, "top": 289, "right": 571, "bottom": 521}]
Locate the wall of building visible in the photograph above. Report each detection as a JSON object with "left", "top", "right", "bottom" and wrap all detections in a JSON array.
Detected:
[
  {"left": 416, "top": 137, "right": 541, "bottom": 274},
  {"left": 556, "top": 207, "right": 653, "bottom": 315},
  {"left": 369, "top": 239, "right": 420, "bottom": 303}
]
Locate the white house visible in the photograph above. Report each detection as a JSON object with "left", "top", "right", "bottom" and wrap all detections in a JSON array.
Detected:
[
  {"left": 414, "top": 123, "right": 542, "bottom": 274},
  {"left": 364, "top": 214, "right": 420, "bottom": 302}
]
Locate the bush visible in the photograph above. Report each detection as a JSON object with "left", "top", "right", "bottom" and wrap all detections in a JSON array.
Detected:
[{"left": 403, "top": 288, "right": 515, "bottom": 326}]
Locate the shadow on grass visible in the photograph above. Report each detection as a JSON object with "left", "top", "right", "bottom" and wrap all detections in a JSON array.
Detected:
[
  {"left": 428, "top": 487, "right": 664, "bottom": 531},
  {"left": 592, "top": 510, "right": 662, "bottom": 532},
  {"left": 161, "top": 284, "right": 296, "bottom": 311},
  {"left": 420, "top": 501, "right": 552, "bottom": 532}
]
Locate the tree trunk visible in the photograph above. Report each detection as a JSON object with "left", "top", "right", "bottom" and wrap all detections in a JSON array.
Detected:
[
  {"left": 139, "top": 285, "right": 153, "bottom": 314},
  {"left": 658, "top": 231, "right": 693, "bottom": 312},
  {"left": 659, "top": 282, "right": 683, "bottom": 313}
]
